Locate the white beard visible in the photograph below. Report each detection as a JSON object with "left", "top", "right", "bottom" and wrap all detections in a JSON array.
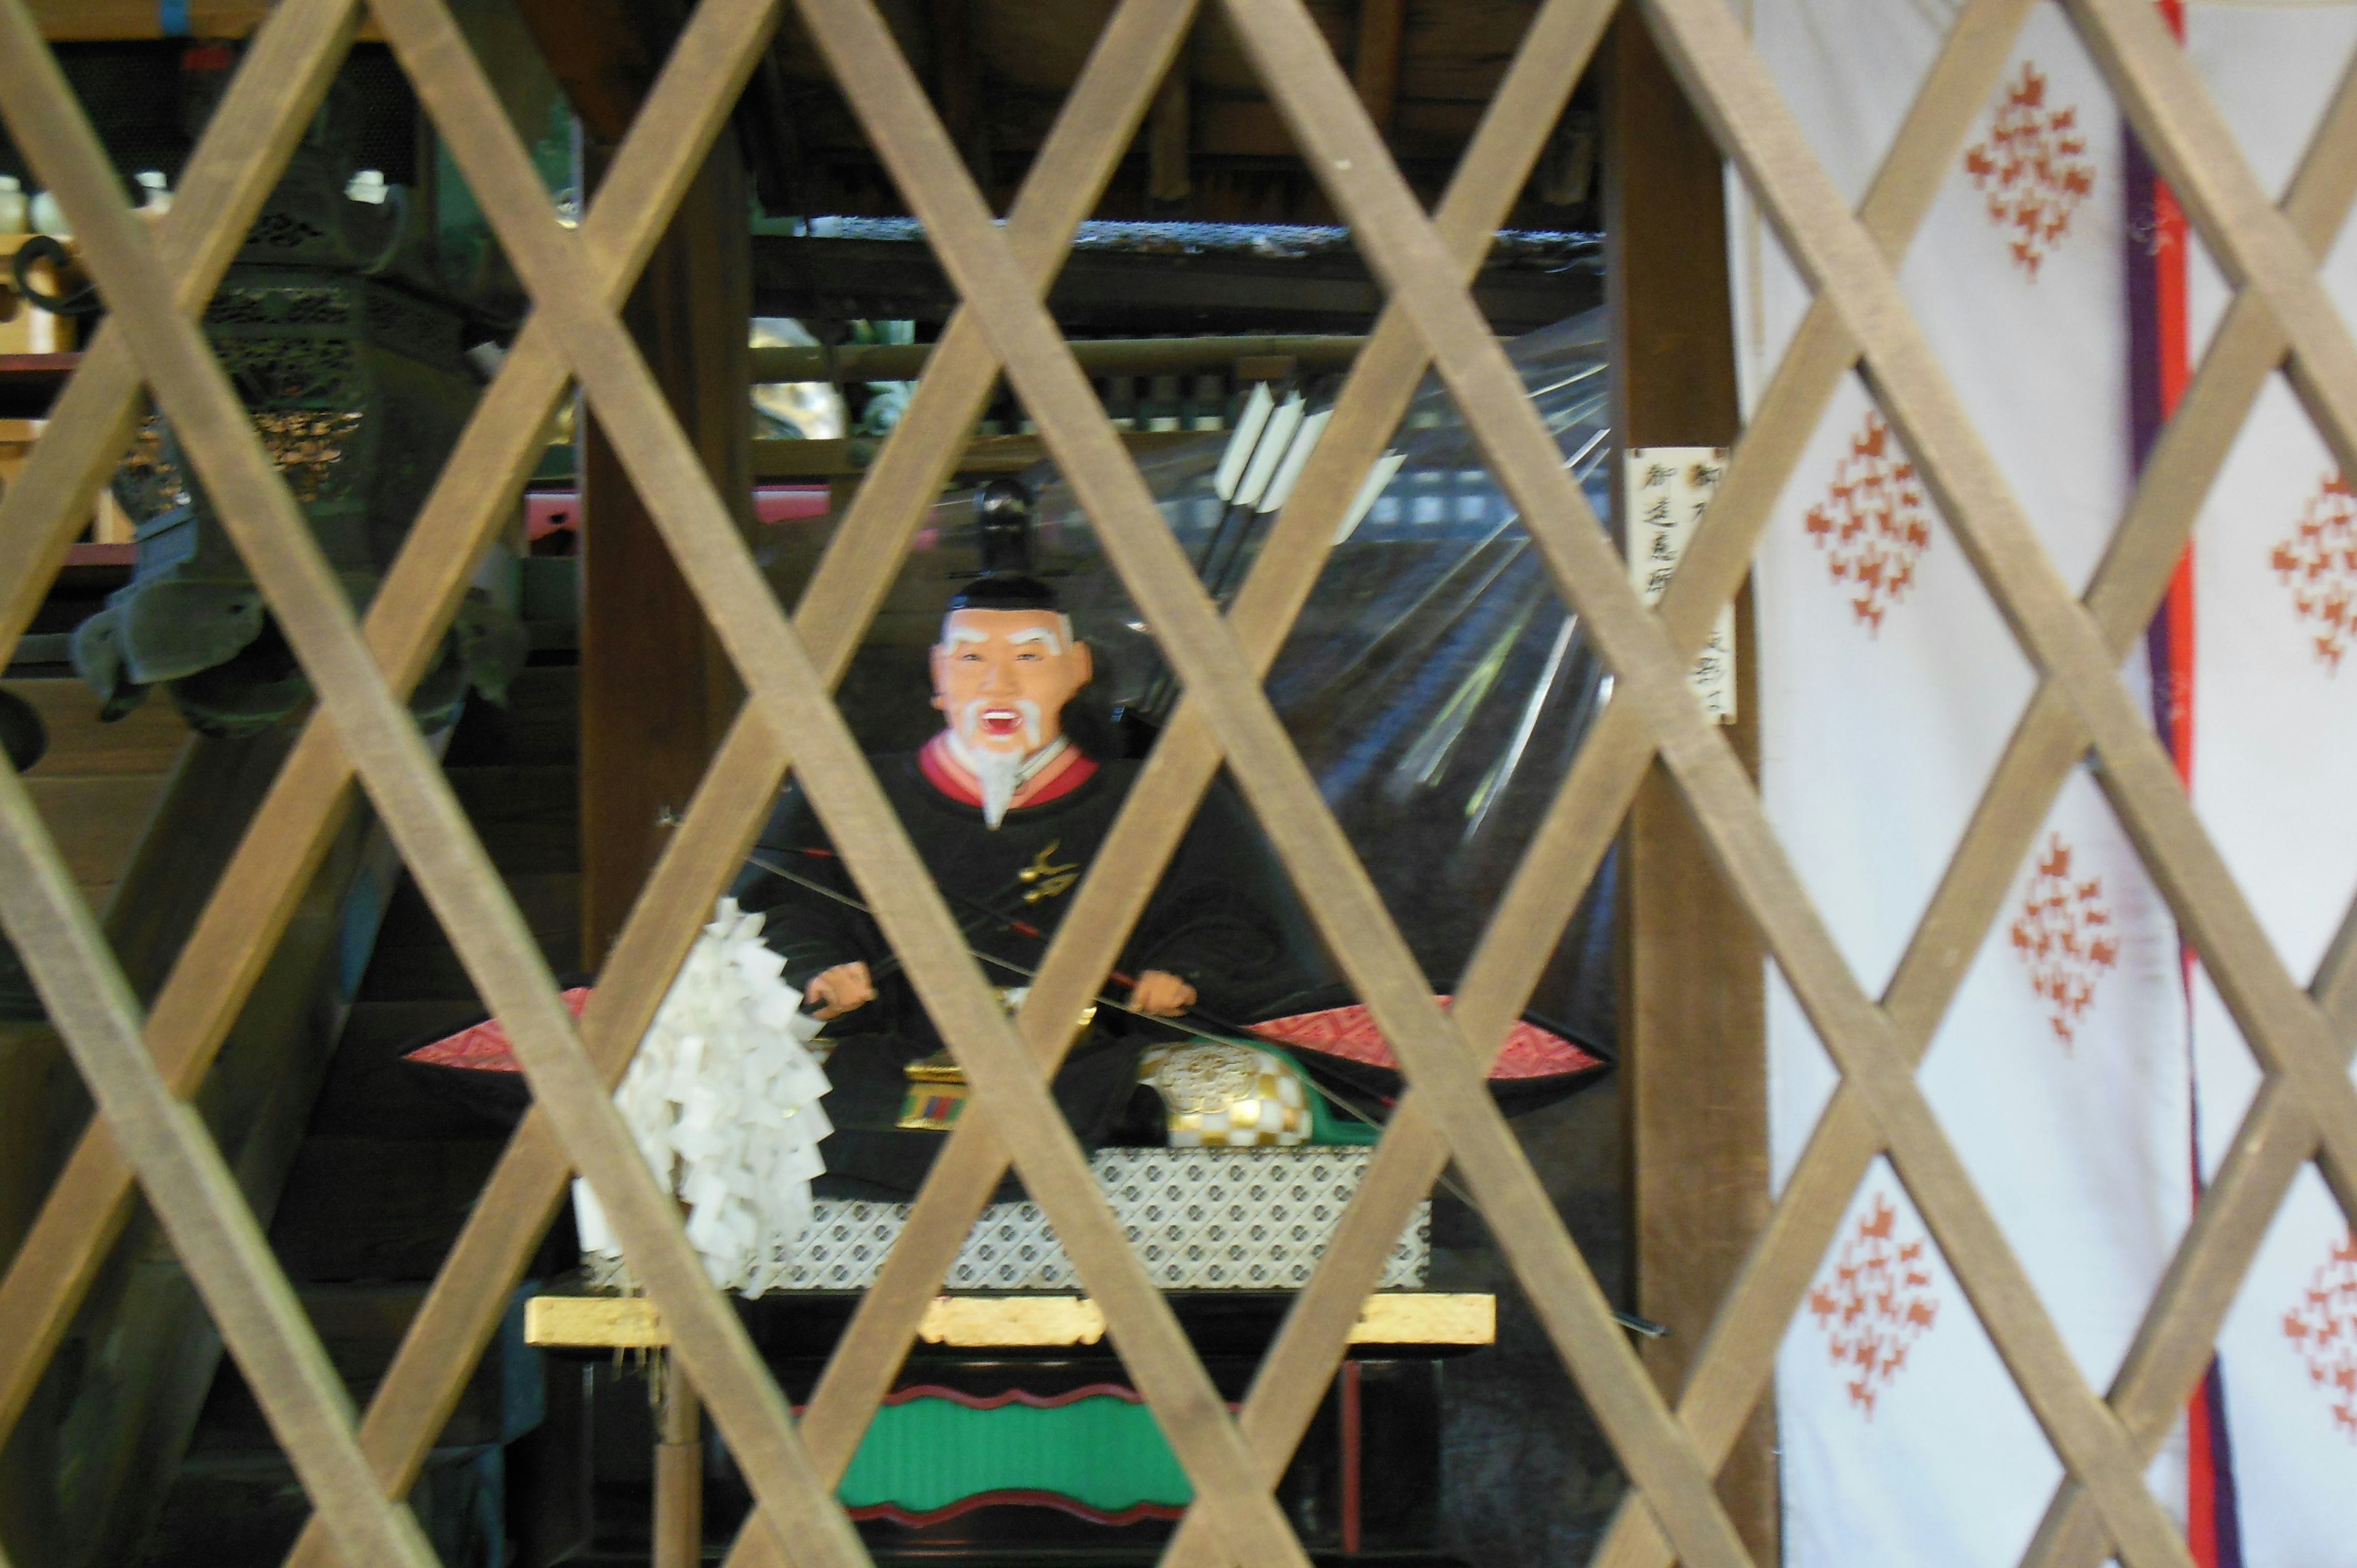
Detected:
[
  {"left": 966, "top": 744, "right": 1023, "bottom": 828},
  {"left": 946, "top": 712, "right": 1067, "bottom": 830}
]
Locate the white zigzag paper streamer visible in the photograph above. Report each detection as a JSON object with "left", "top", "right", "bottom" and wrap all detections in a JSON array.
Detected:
[{"left": 571, "top": 898, "right": 832, "bottom": 1292}]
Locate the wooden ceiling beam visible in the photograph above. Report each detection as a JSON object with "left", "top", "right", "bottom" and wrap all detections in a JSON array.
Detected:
[{"left": 752, "top": 233, "right": 1598, "bottom": 335}]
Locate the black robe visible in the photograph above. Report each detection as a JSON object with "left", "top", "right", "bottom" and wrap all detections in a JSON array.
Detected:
[{"left": 729, "top": 751, "right": 1329, "bottom": 1197}]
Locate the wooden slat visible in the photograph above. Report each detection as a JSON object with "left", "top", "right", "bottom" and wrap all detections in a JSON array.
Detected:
[
  {"left": 526, "top": 1292, "right": 1498, "bottom": 1350},
  {"left": 0, "top": 9, "right": 435, "bottom": 1562},
  {"left": 2016, "top": 48, "right": 2357, "bottom": 1568},
  {"left": 1600, "top": 20, "right": 2357, "bottom": 1568},
  {"left": 0, "top": 0, "right": 768, "bottom": 1522},
  {"left": 1662, "top": 0, "right": 2357, "bottom": 1222},
  {"left": 1654, "top": 0, "right": 2357, "bottom": 1216},
  {"left": 271, "top": 4, "right": 820, "bottom": 1564},
  {"left": 14, "top": 5, "right": 875, "bottom": 1568},
  {"left": 1621, "top": 6, "right": 2357, "bottom": 1556},
  {"left": 395, "top": 0, "right": 1315, "bottom": 1549},
  {"left": 792, "top": 1, "right": 1753, "bottom": 1562},
  {"left": 1217, "top": 0, "right": 2194, "bottom": 1559},
  {"left": 0, "top": 0, "right": 371, "bottom": 1461},
  {"left": 339, "top": 7, "right": 1207, "bottom": 1567},
  {"left": 1582, "top": 2, "right": 2045, "bottom": 1559}
]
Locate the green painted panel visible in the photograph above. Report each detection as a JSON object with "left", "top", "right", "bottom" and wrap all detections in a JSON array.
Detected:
[{"left": 840, "top": 1396, "right": 1192, "bottom": 1513}]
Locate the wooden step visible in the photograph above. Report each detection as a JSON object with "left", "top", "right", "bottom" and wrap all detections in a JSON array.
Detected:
[
  {"left": 304, "top": 999, "right": 515, "bottom": 1140},
  {"left": 268, "top": 1136, "right": 528, "bottom": 1283},
  {"left": 185, "top": 1282, "right": 544, "bottom": 1452},
  {"left": 358, "top": 870, "right": 582, "bottom": 1002}
]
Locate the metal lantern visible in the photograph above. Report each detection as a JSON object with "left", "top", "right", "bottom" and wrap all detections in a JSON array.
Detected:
[{"left": 73, "top": 85, "right": 522, "bottom": 736}]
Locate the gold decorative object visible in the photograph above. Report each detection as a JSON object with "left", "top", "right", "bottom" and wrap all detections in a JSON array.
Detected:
[
  {"left": 897, "top": 991, "right": 1097, "bottom": 1129},
  {"left": 1137, "top": 1040, "right": 1310, "bottom": 1148}
]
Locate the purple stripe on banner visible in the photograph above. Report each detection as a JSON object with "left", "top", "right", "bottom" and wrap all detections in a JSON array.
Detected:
[
  {"left": 2124, "top": 125, "right": 2176, "bottom": 744},
  {"left": 2208, "top": 1360, "right": 2247, "bottom": 1568}
]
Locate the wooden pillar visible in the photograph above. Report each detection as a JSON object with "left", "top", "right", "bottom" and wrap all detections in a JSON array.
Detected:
[
  {"left": 1604, "top": 12, "right": 1776, "bottom": 1560},
  {"left": 576, "top": 131, "right": 754, "bottom": 968},
  {"left": 652, "top": 1355, "right": 704, "bottom": 1568}
]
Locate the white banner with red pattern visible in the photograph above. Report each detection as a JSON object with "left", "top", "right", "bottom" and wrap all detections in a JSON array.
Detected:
[
  {"left": 1730, "top": 2, "right": 2194, "bottom": 1561},
  {"left": 2178, "top": 6, "right": 2357, "bottom": 1565}
]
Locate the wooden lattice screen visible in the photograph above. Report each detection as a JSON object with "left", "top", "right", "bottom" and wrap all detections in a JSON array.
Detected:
[{"left": 0, "top": 0, "right": 2351, "bottom": 1563}]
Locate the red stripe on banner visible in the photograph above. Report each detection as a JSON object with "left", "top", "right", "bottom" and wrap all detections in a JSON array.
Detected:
[
  {"left": 2153, "top": 0, "right": 2195, "bottom": 800},
  {"left": 2138, "top": 6, "right": 2238, "bottom": 1562}
]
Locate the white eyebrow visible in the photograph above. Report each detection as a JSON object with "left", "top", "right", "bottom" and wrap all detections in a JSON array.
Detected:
[
  {"left": 942, "top": 625, "right": 989, "bottom": 647},
  {"left": 1005, "top": 627, "right": 1066, "bottom": 653}
]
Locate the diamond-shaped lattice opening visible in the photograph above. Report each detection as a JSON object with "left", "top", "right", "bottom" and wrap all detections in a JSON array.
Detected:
[
  {"left": 2205, "top": 1162, "right": 2357, "bottom": 1554},
  {"left": 1748, "top": 372, "right": 2040, "bottom": 993},
  {"left": 1418, "top": 1139, "right": 1637, "bottom": 1559},
  {"left": 2181, "top": 377, "right": 2357, "bottom": 966},
  {"left": 1913, "top": 773, "right": 2193, "bottom": 1375},
  {"left": 1779, "top": 1161, "right": 2080, "bottom": 1562},
  {"left": 2168, "top": 2, "right": 2357, "bottom": 373},
  {"left": 1037, "top": 312, "right": 1622, "bottom": 1003}
]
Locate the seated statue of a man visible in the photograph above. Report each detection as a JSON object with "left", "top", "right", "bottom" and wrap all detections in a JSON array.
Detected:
[{"left": 730, "top": 482, "right": 1322, "bottom": 1197}]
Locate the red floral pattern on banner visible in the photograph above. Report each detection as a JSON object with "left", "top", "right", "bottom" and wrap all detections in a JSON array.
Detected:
[
  {"left": 2008, "top": 834, "right": 2119, "bottom": 1050},
  {"left": 404, "top": 987, "right": 594, "bottom": 1072},
  {"left": 1245, "top": 1000, "right": 1603, "bottom": 1081},
  {"left": 2283, "top": 1231, "right": 2357, "bottom": 1442},
  {"left": 1802, "top": 412, "right": 1932, "bottom": 633},
  {"left": 1808, "top": 1191, "right": 1939, "bottom": 1419},
  {"left": 1963, "top": 62, "right": 2096, "bottom": 278},
  {"left": 2269, "top": 469, "right": 2355, "bottom": 674}
]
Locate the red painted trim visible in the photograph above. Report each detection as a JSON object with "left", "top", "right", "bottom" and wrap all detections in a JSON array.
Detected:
[
  {"left": 918, "top": 733, "right": 983, "bottom": 803},
  {"left": 64, "top": 543, "right": 134, "bottom": 567},
  {"left": 916, "top": 731, "right": 1099, "bottom": 809},
  {"left": 2142, "top": 7, "right": 2228, "bottom": 1561},
  {"left": 754, "top": 485, "right": 832, "bottom": 525},
  {"left": 875, "top": 1382, "right": 1145, "bottom": 1410},
  {"left": 523, "top": 484, "right": 830, "bottom": 541},
  {"left": 1339, "top": 1359, "right": 1363, "bottom": 1554},
  {"left": 2151, "top": 0, "right": 2196, "bottom": 797},
  {"left": 848, "top": 1491, "right": 1185, "bottom": 1530}
]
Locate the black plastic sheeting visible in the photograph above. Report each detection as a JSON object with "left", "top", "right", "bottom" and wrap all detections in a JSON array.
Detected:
[{"left": 1024, "top": 308, "right": 1620, "bottom": 1064}]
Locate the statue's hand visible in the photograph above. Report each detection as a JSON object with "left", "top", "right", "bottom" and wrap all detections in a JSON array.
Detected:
[
  {"left": 1128, "top": 970, "right": 1197, "bottom": 1018},
  {"left": 805, "top": 961, "right": 875, "bottom": 1020}
]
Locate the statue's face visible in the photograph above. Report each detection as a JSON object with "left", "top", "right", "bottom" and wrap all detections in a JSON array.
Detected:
[{"left": 930, "top": 608, "right": 1094, "bottom": 757}]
